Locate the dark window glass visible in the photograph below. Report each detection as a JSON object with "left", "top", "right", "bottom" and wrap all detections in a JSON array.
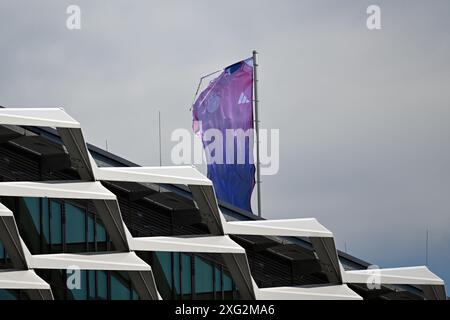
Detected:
[
  {"left": 88, "top": 270, "right": 96, "bottom": 299},
  {"left": 24, "top": 197, "right": 40, "bottom": 233},
  {"left": 173, "top": 253, "right": 180, "bottom": 294},
  {"left": 195, "top": 257, "right": 213, "bottom": 293},
  {"left": 66, "top": 204, "right": 86, "bottom": 244},
  {"left": 223, "top": 272, "right": 232, "bottom": 291},
  {"left": 156, "top": 252, "right": 172, "bottom": 288},
  {"left": 132, "top": 289, "right": 139, "bottom": 300},
  {"left": 87, "top": 215, "right": 95, "bottom": 243},
  {"left": 0, "top": 290, "right": 16, "bottom": 300},
  {"left": 181, "top": 254, "right": 192, "bottom": 295},
  {"left": 97, "top": 271, "right": 108, "bottom": 299},
  {"left": 111, "top": 275, "right": 130, "bottom": 300},
  {"left": 42, "top": 199, "right": 50, "bottom": 242},
  {"left": 215, "top": 267, "right": 222, "bottom": 292},
  {"left": 50, "top": 201, "right": 62, "bottom": 244},
  {"left": 0, "top": 240, "right": 4, "bottom": 259},
  {"left": 97, "top": 222, "right": 107, "bottom": 242}
]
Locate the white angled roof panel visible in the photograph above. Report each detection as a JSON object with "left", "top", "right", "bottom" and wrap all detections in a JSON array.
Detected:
[
  {"left": 29, "top": 252, "right": 152, "bottom": 271},
  {"left": 0, "top": 181, "right": 116, "bottom": 200},
  {"left": 0, "top": 270, "right": 51, "bottom": 290},
  {"left": 224, "top": 218, "right": 333, "bottom": 238},
  {"left": 344, "top": 266, "right": 444, "bottom": 286},
  {"left": 0, "top": 108, "right": 80, "bottom": 128},
  {"left": 131, "top": 235, "right": 245, "bottom": 254},
  {"left": 256, "top": 285, "right": 362, "bottom": 300},
  {"left": 95, "top": 166, "right": 212, "bottom": 186}
]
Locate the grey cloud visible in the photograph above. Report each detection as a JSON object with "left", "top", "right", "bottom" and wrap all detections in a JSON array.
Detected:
[{"left": 0, "top": 0, "right": 449, "bottom": 289}]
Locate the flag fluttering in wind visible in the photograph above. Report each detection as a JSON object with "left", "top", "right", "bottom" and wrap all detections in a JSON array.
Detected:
[{"left": 192, "top": 58, "right": 255, "bottom": 212}]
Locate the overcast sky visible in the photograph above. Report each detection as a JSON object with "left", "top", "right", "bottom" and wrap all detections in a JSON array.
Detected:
[{"left": 1, "top": 0, "right": 449, "bottom": 290}]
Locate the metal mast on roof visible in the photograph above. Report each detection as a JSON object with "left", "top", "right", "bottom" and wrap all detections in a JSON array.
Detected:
[
  {"left": 158, "top": 110, "right": 162, "bottom": 167},
  {"left": 426, "top": 228, "right": 429, "bottom": 266}
]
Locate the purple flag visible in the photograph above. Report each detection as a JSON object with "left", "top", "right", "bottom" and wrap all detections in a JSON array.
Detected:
[{"left": 193, "top": 58, "right": 255, "bottom": 212}]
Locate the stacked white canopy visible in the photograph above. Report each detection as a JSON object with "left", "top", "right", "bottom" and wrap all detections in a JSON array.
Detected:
[
  {"left": 28, "top": 252, "right": 152, "bottom": 271},
  {"left": 0, "top": 108, "right": 80, "bottom": 128},
  {"left": 94, "top": 166, "right": 212, "bottom": 186},
  {"left": 223, "top": 218, "right": 333, "bottom": 238},
  {"left": 256, "top": 284, "right": 362, "bottom": 300},
  {"left": 0, "top": 107, "right": 95, "bottom": 181},
  {"left": 89, "top": 155, "right": 448, "bottom": 300},
  {"left": 0, "top": 181, "right": 116, "bottom": 200},
  {"left": 130, "top": 236, "right": 245, "bottom": 254},
  {"left": 92, "top": 162, "right": 354, "bottom": 300},
  {"left": 0, "top": 203, "right": 52, "bottom": 296},
  {"left": 91, "top": 146, "right": 450, "bottom": 299},
  {"left": 0, "top": 270, "right": 51, "bottom": 290},
  {"left": 0, "top": 201, "right": 157, "bottom": 299},
  {"left": 343, "top": 266, "right": 444, "bottom": 286},
  {"left": 0, "top": 108, "right": 446, "bottom": 300},
  {"left": 342, "top": 265, "right": 446, "bottom": 300}
]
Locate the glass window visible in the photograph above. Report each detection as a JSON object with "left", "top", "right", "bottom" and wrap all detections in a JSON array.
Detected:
[
  {"left": 215, "top": 267, "right": 222, "bottom": 292},
  {"left": 111, "top": 274, "right": 130, "bottom": 300},
  {"left": 173, "top": 253, "right": 180, "bottom": 294},
  {"left": 181, "top": 254, "right": 191, "bottom": 295},
  {"left": 97, "top": 222, "right": 107, "bottom": 242},
  {"left": 97, "top": 271, "right": 108, "bottom": 299},
  {"left": 24, "top": 197, "right": 40, "bottom": 233},
  {"left": 132, "top": 289, "right": 139, "bottom": 300},
  {"left": 223, "top": 273, "right": 232, "bottom": 291},
  {"left": 156, "top": 252, "right": 172, "bottom": 288},
  {"left": 88, "top": 270, "right": 96, "bottom": 299},
  {"left": 0, "top": 240, "right": 4, "bottom": 260},
  {"left": 0, "top": 290, "right": 16, "bottom": 300},
  {"left": 42, "top": 199, "right": 49, "bottom": 242},
  {"left": 87, "top": 215, "right": 95, "bottom": 243},
  {"left": 50, "top": 201, "right": 62, "bottom": 244},
  {"left": 195, "top": 257, "right": 213, "bottom": 293},
  {"left": 66, "top": 204, "right": 86, "bottom": 244},
  {"left": 69, "top": 270, "right": 87, "bottom": 300}
]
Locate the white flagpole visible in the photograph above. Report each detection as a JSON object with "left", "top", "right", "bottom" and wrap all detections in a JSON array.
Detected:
[{"left": 253, "top": 50, "right": 262, "bottom": 217}]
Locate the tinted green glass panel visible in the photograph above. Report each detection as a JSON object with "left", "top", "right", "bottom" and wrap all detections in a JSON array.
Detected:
[
  {"left": 195, "top": 257, "right": 213, "bottom": 293},
  {"left": 181, "top": 254, "right": 191, "bottom": 295},
  {"left": 223, "top": 272, "right": 232, "bottom": 291},
  {"left": 97, "top": 222, "right": 107, "bottom": 242},
  {"left": 88, "top": 270, "right": 95, "bottom": 299},
  {"left": 24, "top": 197, "right": 40, "bottom": 233},
  {"left": 0, "top": 240, "right": 4, "bottom": 259},
  {"left": 87, "top": 215, "right": 95, "bottom": 243},
  {"left": 0, "top": 290, "right": 16, "bottom": 300},
  {"left": 156, "top": 252, "right": 172, "bottom": 288},
  {"left": 173, "top": 253, "right": 180, "bottom": 294},
  {"left": 42, "top": 199, "right": 50, "bottom": 242},
  {"left": 66, "top": 204, "right": 86, "bottom": 243},
  {"left": 97, "top": 271, "right": 107, "bottom": 299},
  {"left": 215, "top": 267, "right": 222, "bottom": 292},
  {"left": 111, "top": 275, "right": 130, "bottom": 300},
  {"left": 50, "top": 201, "right": 62, "bottom": 244}
]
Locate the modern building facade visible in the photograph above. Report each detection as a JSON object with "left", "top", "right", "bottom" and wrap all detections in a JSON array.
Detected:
[{"left": 0, "top": 108, "right": 446, "bottom": 300}]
